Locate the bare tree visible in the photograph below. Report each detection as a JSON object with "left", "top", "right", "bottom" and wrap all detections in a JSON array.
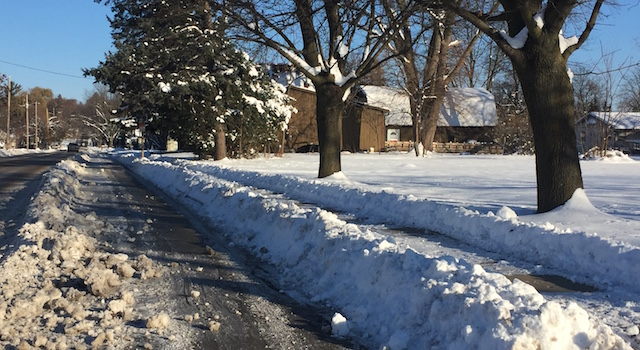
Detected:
[
  {"left": 385, "top": 0, "right": 492, "bottom": 155},
  {"left": 572, "top": 68, "right": 605, "bottom": 117},
  {"left": 227, "top": 0, "right": 417, "bottom": 177},
  {"left": 82, "top": 85, "right": 123, "bottom": 147},
  {"left": 80, "top": 104, "right": 122, "bottom": 147},
  {"left": 450, "top": 27, "right": 509, "bottom": 92},
  {"left": 595, "top": 53, "right": 627, "bottom": 155},
  {"left": 444, "top": 0, "right": 605, "bottom": 212},
  {"left": 491, "top": 70, "right": 533, "bottom": 154},
  {"left": 620, "top": 65, "right": 640, "bottom": 112}
]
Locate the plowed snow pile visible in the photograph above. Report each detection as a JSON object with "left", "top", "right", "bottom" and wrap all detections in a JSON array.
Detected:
[
  {"left": 0, "top": 159, "right": 165, "bottom": 349},
  {"left": 114, "top": 152, "right": 634, "bottom": 349}
]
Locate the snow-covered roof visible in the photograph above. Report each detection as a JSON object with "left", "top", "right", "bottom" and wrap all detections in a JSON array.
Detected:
[
  {"left": 361, "top": 86, "right": 498, "bottom": 127},
  {"left": 360, "top": 86, "right": 411, "bottom": 125},
  {"left": 267, "top": 63, "right": 314, "bottom": 89},
  {"left": 582, "top": 112, "right": 640, "bottom": 130}
]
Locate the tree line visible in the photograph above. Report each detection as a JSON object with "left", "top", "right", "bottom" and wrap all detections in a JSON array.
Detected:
[{"left": 0, "top": 73, "right": 121, "bottom": 149}]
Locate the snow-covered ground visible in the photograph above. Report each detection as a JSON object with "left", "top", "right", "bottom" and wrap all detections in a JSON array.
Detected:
[
  {"left": 106, "top": 150, "right": 640, "bottom": 349},
  {"left": 2, "top": 148, "right": 638, "bottom": 348},
  {"left": 0, "top": 148, "right": 57, "bottom": 157}
]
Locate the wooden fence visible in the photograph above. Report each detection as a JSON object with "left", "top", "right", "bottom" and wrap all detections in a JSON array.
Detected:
[{"left": 384, "top": 141, "right": 503, "bottom": 154}]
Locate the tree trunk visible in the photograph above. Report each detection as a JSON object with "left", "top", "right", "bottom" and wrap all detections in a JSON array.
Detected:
[
  {"left": 514, "top": 52, "right": 584, "bottom": 213},
  {"left": 420, "top": 56, "right": 448, "bottom": 152},
  {"left": 213, "top": 119, "right": 227, "bottom": 161},
  {"left": 420, "top": 99, "right": 440, "bottom": 152},
  {"left": 419, "top": 10, "right": 452, "bottom": 153},
  {"left": 315, "top": 83, "right": 344, "bottom": 178}
]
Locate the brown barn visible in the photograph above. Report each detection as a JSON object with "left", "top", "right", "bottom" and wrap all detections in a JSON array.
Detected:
[
  {"left": 284, "top": 84, "right": 498, "bottom": 153},
  {"left": 286, "top": 86, "right": 319, "bottom": 152},
  {"left": 342, "top": 96, "right": 387, "bottom": 152},
  {"left": 286, "top": 85, "right": 387, "bottom": 152}
]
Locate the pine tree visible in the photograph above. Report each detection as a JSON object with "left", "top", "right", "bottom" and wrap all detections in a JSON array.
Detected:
[{"left": 87, "top": 0, "right": 293, "bottom": 158}]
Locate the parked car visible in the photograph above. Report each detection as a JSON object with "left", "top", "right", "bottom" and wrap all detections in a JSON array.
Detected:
[{"left": 67, "top": 143, "right": 80, "bottom": 152}]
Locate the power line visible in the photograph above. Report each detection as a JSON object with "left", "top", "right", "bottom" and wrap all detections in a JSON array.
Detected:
[{"left": 0, "top": 59, "right": 90, "bottom": 79}]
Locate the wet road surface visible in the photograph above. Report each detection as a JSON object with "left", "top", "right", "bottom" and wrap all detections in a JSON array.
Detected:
[
  {"left": 68, "top": 155, "right": 357, "bottom": 349},
  {"left": 0, "top": 151, "right": 71, "bottom": 246}
]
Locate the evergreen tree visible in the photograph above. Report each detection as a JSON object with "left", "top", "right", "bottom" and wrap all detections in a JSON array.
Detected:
[{"left": 87, "top": 0, "right": 293, "bottom": 158}]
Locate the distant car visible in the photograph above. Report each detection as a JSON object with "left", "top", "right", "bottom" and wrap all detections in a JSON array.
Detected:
[{"left": 67, "top": 143, "right": 80, "bottom": 152}]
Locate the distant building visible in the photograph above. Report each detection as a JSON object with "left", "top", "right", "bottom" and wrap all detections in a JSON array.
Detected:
[
  {"left": 360, "top": 86, "right": 498, "bottom": 145},
  {"left": 576, "top": 112, "right": 640, "bottom": 154},
  {"left": 285, "top": 85, "right": 388, "bottom": 153},
  {"left": 269, "top": 64, "right": 499, "bottom": 153}
]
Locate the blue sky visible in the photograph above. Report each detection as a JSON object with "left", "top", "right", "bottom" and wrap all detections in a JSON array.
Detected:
[
  {"left": 568, "top": 2, "right": 640, "bottom": 72},
  {"left": 0, "top": 1, "right": 638, "bottom": 103},
  {"left": 0, "top": 0, "right": 113, "bottom": 102}
]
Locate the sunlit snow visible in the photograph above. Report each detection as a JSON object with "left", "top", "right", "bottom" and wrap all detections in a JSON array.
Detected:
[
  {"left": 3, "top": 148, "right": 638, "bottom": 349},
  {"left": 108, "top": 150, "right": 639, "bottom": 349}
]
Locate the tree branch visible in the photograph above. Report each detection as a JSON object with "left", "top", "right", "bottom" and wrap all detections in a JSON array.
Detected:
[
  {"left": 444, "top": 2, "right": 521, "bottom": 60},
  {"left": 444, "top": 28, "right": 482, "bottom": 85},
  {"left": 563, "top": 0, "right": 604, "bottom": 58}
]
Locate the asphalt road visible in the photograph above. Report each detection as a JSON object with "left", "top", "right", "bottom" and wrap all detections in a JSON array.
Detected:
[
  {"left": 54, "top": 155, "right": 356, "bottom": 349},
  {"left": 0, "top": 152, "right": 356, "bottom": 348},
  {"left": 0, "top": 151, "right": 72, "bottom": 245}
]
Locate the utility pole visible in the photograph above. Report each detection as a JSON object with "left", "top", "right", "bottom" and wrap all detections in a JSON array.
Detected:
[
  {"left": 45, "top": 107, "right": 50, "bottom": 149},
  {"left": 25, "top": 93, "right": 29, "bottom": 149},
  {"left": 5, "top": 76, "right": 10, "bottom": 149},
  {"left": 34, "top": 101, "right": 39, "bottom": 149}
]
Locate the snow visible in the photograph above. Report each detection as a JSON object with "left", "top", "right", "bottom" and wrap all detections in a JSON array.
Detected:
[
  {"left": 0, "top": 148, "right": 56, "bottom": 157},
  {"left": 440, "top": 88, "right": 498, "bottom": 126},
  {"left": 500, "top": 27, "right": 528, "bottom": 49},
  {"left": 498, "top": 4, "right": 579, "bottom": 54},
  {"left": 106, "top": 151, "right": 640, "bottom": 349},
  {"left": 279, "top": 48, "right": 355, "bottom": 87},
  {"left": 568, "top": 66, "right": 575, "bottom": 83},
  {"left": 0, "top": 156, "right": 167, "bottom": 348},
  {"left": 331, "top": 312, "right": 350, "bottom": 337},
  {"left": 3, "top": 148, "right": 639, "bottom": 348},
  {"left": 281, "top": 48, "right": 322, "bottom": 77},
  {"left": 147, "top": 313, "right": 171, "bottom": 329},
  {"left": 337, "top": 35, "right": 349, "bottom": 58},
  {"left": 361, "top": 85, "right": 412, "bottom": 125},
  {"left": 559, "top": 32, "right": 579, "bottom": 54},
  {"left": 158, "top": 81, "right": 171, "bottom": 93}
]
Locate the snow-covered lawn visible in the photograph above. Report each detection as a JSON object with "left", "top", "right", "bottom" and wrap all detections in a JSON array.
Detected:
[{"left": 109, "top": 150, "right": 640, "bottom": 349}]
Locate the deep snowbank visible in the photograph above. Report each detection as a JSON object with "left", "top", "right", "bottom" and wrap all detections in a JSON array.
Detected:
[
  {"left": 148, "top": 155, "right": 640, "bottom": 293},
  {"left": 115, "top": 153, "right": 632, "bottom": 349}
]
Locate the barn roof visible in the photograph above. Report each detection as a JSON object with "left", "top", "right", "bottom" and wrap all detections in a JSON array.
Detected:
[{"left": 361, "top": 86, "right": 498, "bottom": 127}]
